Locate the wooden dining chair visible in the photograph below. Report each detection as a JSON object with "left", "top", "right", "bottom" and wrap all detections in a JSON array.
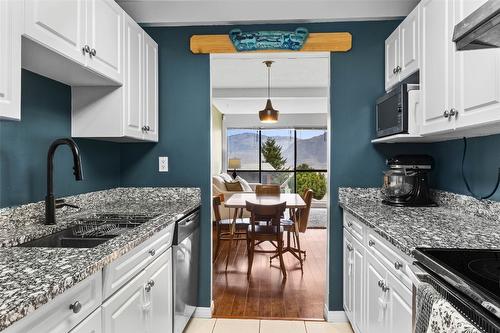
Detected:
[
  {"left": 272, "top": 189, "right": 314, "bottom": 272},
  {"left": 255, "top": 184, "right": 280, "bottom": 196},
  {"left": 212, "top": 195, "right": 249, "bottom": 265},
  {"left": 245, "top": 201, "right": 287, "bottom": 280}
]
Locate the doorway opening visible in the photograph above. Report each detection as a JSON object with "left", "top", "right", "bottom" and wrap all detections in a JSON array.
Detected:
[{"left": 210, "top": 52, "right": 331, "bottom": 320}]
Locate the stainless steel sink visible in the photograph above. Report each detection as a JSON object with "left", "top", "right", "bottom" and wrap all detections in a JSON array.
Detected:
[{"left": 18, "top": 214, "right": 153, "bottom": 248}]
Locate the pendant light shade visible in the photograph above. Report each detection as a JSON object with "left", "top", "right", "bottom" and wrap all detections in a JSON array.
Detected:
[{"left": 259, "top": 61, "right": 279, "bottom": 123}]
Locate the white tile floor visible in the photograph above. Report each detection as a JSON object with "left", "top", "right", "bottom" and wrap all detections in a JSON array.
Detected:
[{"left": 184, "top": 318, "right": 354, "bottom": 333}]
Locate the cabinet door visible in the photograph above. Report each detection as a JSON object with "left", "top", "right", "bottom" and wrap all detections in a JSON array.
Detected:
[
  {"left": 102, "top": 270, "right": 147, "bottom": 333},
  {"left": 143, "top": 32, "right": 159, "bottom": 142},
  {"left": 385, "top": 28, "right": 400, "bottom": 91},
  {"left": 351, "top": 237, "right": 365, "bottom": 333},
  {"left": 365, "top": 252, "right": 388, "bottom": 333},
  {"left": 399, "top": 5, "right": 419, "bottom": 80},
  {"left": 420, "top": 0, "right": 455, "bottom": 135},
  {"left": 123, "top": 15, "right": 144, "bottom": 139},
  {"left": 0, "top": 0, "right": 22, "bottom": 121},
  {"left": 454, "top": 0, "right": 500, "bottom": 131},
  {"left": 69, "top": 308, "right": 102, "bottom": 333},
  {"left": 24, "top": 0, "right": 86, "bottom": 66},
  {"left": 147, "top": 249, "right": 173, "bottom": 333},
  {"left": 386, "top": 271, "right": 412, "bottom": 333},
  {"left": 343, "top": 230, "right": 354, "bottom": 318},
  {"left": 86, "top": 0, "right": 123, "bottom": 84}
]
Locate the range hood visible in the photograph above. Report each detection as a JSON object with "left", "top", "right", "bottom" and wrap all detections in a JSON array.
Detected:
[{"left": 453, "top": 0, "right": 500, "bottom": 50}]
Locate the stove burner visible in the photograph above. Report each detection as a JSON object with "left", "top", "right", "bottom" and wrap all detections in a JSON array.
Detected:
[{"left": 468, "top": 259, "right": 500, "bottom": 283}]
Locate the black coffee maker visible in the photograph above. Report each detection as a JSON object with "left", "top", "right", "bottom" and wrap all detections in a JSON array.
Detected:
[{"left": 382, "top": 155, "right": 437, "bottom": 207}]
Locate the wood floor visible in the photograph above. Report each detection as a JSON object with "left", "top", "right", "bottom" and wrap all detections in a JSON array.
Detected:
[{"left": 212, "top": 228, "right": 327, "bottom": 320}]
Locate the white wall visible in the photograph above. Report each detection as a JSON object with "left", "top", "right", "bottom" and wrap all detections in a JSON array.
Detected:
[{"left": 223, "top": 113, "right": 327, "bottom": 129}]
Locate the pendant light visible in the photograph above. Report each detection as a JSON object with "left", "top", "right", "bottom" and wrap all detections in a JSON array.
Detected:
[{"left": 259, "top": 60, "right": 279, "bottom": 123}]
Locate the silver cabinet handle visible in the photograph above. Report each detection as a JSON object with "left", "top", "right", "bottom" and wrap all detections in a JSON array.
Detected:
[
  {"left": 347, "top": 244, "right": 353, "bottom": 252},
  {"left": 392, "top": 67, "right": 397, "bottom": 74},
  {"left": 396, "top": 65, "right": 401, "bottom": 73},
  {"left": 443, "top": 110, "right": 450, "bottom": 118},
  {"left": 347, "top": 221, "right": 352, "bottom": 227},
  {"left": 90, "top": 48, "right": 96, "bottom": 57},
  {"left": 145, "top": 279, "right": 155, "bottom": 292},
  {"left": 369, "top": 240, "right": 375, "bottom": 247},
  {"left": 378, "top": 280, "right": 384, "bottom": 288},
  {"left": 82, "top": 45, "right": 90, "bottom": 54},
  {"left": 382, "top": 284, "right": 390, "bottom": 292},
  {"left": 394, "top": 261, "right": 403, "bottom": 270},
  {"left": 146, "top": 126, "right": 150, "bottom": 131},
  {"left": 69, "top": 301, "right": 82, "bottom": 314},
  {"left": 449, "top": 108, "right": 458, "bottom": 118},
  {"left": 149, "top": 249, "right": 156, "bottom": 256}
]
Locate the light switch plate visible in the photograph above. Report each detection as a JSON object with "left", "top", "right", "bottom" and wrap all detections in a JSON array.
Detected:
[{"left": 159, "top": 156, "right": 168, "bottom": 172}]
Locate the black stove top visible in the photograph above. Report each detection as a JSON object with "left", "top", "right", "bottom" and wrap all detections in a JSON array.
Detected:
[{"left": 415, "top": 248, "right": 500, "bottom": 320}]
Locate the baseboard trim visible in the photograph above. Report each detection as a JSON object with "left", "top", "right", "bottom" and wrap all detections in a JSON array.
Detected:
[
  {"left": 193, "top": 307, "right": 212, "bottom": 318},
  {"left": 324, "top": 304, "right": 348, "bottom": 323}
]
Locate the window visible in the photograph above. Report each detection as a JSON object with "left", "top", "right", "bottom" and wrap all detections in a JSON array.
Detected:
[{"left": 226, "top": 128, "right": 327, "bottom": 197}]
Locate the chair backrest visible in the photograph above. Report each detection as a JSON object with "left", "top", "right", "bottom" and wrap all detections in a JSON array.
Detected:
[
  {"left": 297, "top": 189, "right": 314, "bottom": 233},
  {"left": 212, "top": 195, "right": 222, "bottom": 223},
  {"left": 245, "top": 201, "right": 286, "bottom": 233},
  {"left": 255, "top": 184, "right": 280, "bottom": 196}
]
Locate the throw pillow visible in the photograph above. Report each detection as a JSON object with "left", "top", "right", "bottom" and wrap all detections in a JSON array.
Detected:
[
  {"left": 225, "top": 181, "right": 243, "bottom": 192},
  {"left": 236, "top": 176, "right": 253, "bottom": 192},
  {"left": 220, "top": 173, "right": 233, "bottom": 182}
]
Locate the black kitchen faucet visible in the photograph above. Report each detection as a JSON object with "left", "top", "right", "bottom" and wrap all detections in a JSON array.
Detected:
[{"left": 45, "top": 138, "right": 83, "bottom": 225}]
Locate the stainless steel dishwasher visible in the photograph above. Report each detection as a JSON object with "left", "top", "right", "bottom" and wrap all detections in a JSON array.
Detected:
[{"left": 173, "top": 208, "right": 200, "bottom": 333}]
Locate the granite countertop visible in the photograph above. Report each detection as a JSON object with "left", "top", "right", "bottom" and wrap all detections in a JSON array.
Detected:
[
  {"left": 0, "top": 187, "right": 201, "bottom": 331},
  {"left": 339, "top": 187, "right": 500, "bottom": 257}
]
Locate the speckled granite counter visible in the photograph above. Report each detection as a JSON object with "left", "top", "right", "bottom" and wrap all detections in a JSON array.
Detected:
[
  {"left": 339, "top": 187, "right": 500, "bottom": 257},
  {"left": 0, "top": 187, "right": 201, "bottom": 331}
]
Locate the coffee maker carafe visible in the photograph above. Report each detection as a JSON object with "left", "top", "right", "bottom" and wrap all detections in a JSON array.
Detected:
[{"left": 382, "top": 155, "right": 437, "bottom": 207}]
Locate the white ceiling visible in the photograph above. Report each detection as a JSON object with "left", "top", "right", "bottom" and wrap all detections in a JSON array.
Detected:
[
  {"left": 211, "top": 53, "right": 329, "bottom": 115},
  {"left": 117, "top": 0, "right": 418, "bottom": 26}
]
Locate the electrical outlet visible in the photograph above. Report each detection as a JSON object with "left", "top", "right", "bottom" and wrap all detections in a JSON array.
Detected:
[{"left": 159, "top": 156, "right": 168, "bottom": 172}]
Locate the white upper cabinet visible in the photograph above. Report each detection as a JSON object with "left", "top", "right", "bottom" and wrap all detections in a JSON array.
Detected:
[
  {"left": 123, "top": 15, "right": 144, "bottom": 139},
  {"left": 23, "top": 0, "right": 123, "bottom": 86},
  {"left": 0, "top": 0, "right": 22, "bottom": 121},
  {"left": 384, "top": 4, "right": 420, "bottom": 91},
  {"left": 385, "top": 29, "right": 400, "bottom": 91},
  {"left": 419, "top": 0, "right": 455, "bottom": 135},
  {"left": 72, "top": 13, "right": 159, "bottom": 142},
  {"left": 143, "top": 32, "right": 159, "bottom": 142},
  {"left": 453, "top": 0, "right": 500, "bottom": 133},
  {"left": 86, "top": 0, "right": 123, "bottom": 83},
  {"left": 24, "top": 0, "right": 86, "bottom": 66},
  {"left": 399, "top": 7, "right": 419, "bottom": 78}
]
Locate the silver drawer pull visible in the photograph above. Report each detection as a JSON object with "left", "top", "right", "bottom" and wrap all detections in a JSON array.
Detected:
[
  {"left": 69, "top": 301, "right": 82, "bottom": 314},
  {"left": 347, "top": 221, "right": 353, "bottom": 227},
  {"left": 382, "top": 284, "right": 390, "bottom": 292},
  {"left": 378, "top": 280, "right": 384, "bottom": 288},
  {"left": 347, "top": 244, "right": 353, "bottom": 252},
  {"left": 369, "top": 240, "right": 375, "bottom": 247},
  {"left": 149, "top": 249, "right": 156, "bottom": 256},
  {"left": 394, "top": 261, "right": 403, "bottom": 270}
]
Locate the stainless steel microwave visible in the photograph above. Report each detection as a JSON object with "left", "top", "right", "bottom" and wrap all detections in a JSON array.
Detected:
[{"left": 376, "top": 84, "right": 419, "bottom": 138}]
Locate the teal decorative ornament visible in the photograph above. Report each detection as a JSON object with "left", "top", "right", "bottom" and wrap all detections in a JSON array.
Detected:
[{"left": 229, "top": 28, "right": 309, "bottom": 51}]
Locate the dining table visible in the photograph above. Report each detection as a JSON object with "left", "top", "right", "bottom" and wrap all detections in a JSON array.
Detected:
[{"left": 223, "top": 192, "right": 307, "bottom": 269}]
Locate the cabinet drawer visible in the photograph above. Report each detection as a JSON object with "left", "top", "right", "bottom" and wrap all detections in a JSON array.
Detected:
[
  {"left": 5, "top": 272, "right": 102, "bottom": 333},
  {"left": 366, "top": 230, "right": 412, "bottom": 289},
  {"left": 102, "top": 222, "right": 175, "bottom": 299},
  {"left": 343, "top": 211, "right": 364, "bottom": 242}
]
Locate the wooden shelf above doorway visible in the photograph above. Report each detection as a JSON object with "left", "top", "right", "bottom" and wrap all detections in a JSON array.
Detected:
[{"left": 190, "top": 32, "right": 352, "bottom": 54}]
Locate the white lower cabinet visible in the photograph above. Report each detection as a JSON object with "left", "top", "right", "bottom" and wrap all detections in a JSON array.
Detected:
[
  {"left": 343, "top": 212, "right": 412, "bottom": 333},
  {"left": 69, "top": 308, "right": 102, "bottom": 333},
  {"left": 102, "top": 248, "right": 173, "bottom": 333}
]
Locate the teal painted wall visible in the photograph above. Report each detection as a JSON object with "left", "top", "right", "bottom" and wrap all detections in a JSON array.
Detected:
[
  {"left": 119, "top": 21, "right": 402, "bottom": 310},
  {"left": 0, "top": 70, "right": 121, "bottom": 208}
]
